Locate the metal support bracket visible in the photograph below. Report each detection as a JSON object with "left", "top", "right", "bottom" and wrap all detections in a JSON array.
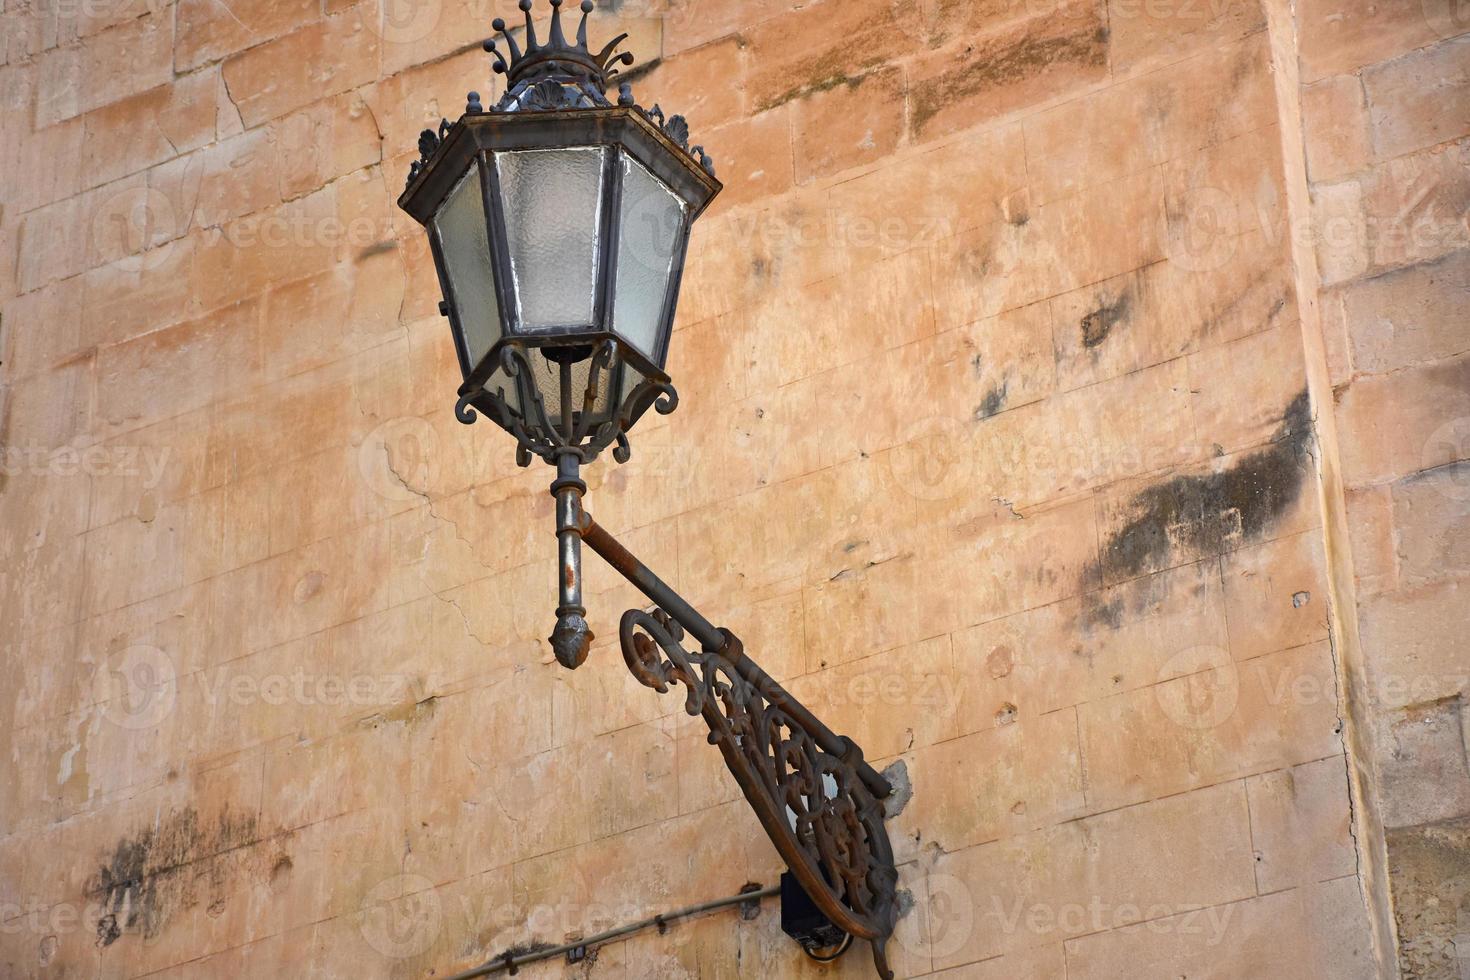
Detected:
[{"left": 560, "top": 504, "right": 899, "bottom": 979}]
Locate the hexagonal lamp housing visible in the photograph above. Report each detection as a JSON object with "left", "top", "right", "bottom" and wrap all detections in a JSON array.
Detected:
[{"left": 397, "top": 0, "right": 721, "bottom": 466}]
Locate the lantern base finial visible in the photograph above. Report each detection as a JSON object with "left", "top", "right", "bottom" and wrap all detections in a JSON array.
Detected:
[{"left": 550, "top": 611, "right": 593, "bottom": 669}]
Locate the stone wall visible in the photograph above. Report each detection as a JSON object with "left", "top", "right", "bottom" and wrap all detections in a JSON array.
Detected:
[
  {"left": 1285, "top": 1, "right": 1470, "bottom": 975},
  {"left": 0, "top": 0, "right": 1461, "bottom": 976}
]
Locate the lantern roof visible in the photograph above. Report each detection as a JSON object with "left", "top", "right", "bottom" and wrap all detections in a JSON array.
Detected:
[
  {"left": 399, "top": 0, "right": 716, "bottom": 195},
  {"left": 485, "top": 0, "right": 634, "bottom": 93}
]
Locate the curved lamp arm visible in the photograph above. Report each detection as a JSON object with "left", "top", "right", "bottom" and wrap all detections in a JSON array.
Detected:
[{"left": 550, "top": 467, "right": 900, "bottom": 979}]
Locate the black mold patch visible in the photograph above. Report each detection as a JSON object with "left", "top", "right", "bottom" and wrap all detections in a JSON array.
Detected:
[
  {"left": 1081, "top": 594, "right": 1124, "bottom": 631},
  {"left": 87, "top": 806, "right": 276, "bottom": 947},
  {"left": 975, "top": 380, "right": 1009, "bottom": 420},
  {"left": 757, "top": 62, "right": 880, "bottom": 113},
  {"left": 1098, "top": 390, "right": 1313, "bottom": 584},
  {"left": 911, "top": 23, "right": 1108, "bottom": 136},
  {"left": 1080, "top": 292, "right": 1130, "bottom": 349}
]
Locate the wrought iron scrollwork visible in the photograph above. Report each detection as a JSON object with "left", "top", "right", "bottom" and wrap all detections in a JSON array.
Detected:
[
  {"left": 456, "top": 339, "right": 678, "bottom": 467},
  {"left": 620, "top": 609, "right": 898, "bottom": 979},
  {"left": 406, "top": 118, "right": 454, "bottom": 188}
]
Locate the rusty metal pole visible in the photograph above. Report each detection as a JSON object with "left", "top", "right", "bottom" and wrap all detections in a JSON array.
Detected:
[{"left": 549, "top": 451, "right": 593, "bottom": 668}]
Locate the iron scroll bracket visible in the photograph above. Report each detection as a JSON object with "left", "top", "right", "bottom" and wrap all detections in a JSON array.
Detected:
[{"left": 573, "top": 506, "right": 899, "bottom": 979}]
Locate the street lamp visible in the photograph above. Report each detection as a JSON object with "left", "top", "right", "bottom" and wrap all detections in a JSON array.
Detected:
[{"left": 397, "top": 3, "right": 899, "bottom": 976}]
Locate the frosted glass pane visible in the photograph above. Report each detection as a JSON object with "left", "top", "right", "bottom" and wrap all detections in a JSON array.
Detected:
[
  {"left": 523, "top": 352, "right": 616, "bottom": 431},
  {"left": 497, "top": 148, "right": 605, "bottom": 330},
  {"left": 482, "top": 368, "right": 519, "bottom": 416},
  {"left": 613, "top": 155, "right": 686, "bottom": 362},
  {"left": 433, "top": 163, "right": 501, "bottom": 372}
]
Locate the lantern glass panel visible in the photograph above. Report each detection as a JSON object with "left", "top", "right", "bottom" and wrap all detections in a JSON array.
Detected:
[
  {"left": 620, "top": 358, "right": 646, "bottom": 404},
  {"left": 482, "top": 368, "right": 521, "bottom": 415},
  {"left": 523, "top": 353, "right": 617, "bottom": 431},
  {"left": 496, "top": 147, "right": 606, "bottom": 330},
  {"left": 433, "top": 162, "right": 501, "bottom": 370},
  {"left": 613, "top": 153, "right": 686, "bottom": 363}
]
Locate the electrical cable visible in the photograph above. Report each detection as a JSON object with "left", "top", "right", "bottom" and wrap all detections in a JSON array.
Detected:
[{"left": 443, "top": 883, "right": 779, "bottom": 978}]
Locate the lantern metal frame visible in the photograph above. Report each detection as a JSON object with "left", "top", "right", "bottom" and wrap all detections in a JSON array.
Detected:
[
  {"left": 394, "top": 3, "right": 901, "bottom": 977},
  {"left": 399, "top": 34, "right": 720, "bottom": 468},
  {"left": 400, "top": 108, "right": 720, "bottom": 431}
]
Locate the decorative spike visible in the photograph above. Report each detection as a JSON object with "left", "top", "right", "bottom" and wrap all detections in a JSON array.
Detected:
[
  {"left": 466, "top": 90, "right": 483, "bottom": 113},
  {"left": 483, "top": 38, "right": 508, "bottom": 74},
  {"left": 576, "top": 0, "right": 593, "bottom": 47},
  {"left": 520, "top": 0, "right": 537, "bottom": 52},
  {"left": 547, "top": 0, "right": 568, "bottom": 48},
  {"left": 593, "top": 32, "right": 629, "bottom": 69},
  {"left": 492, "top": 19, "right": 522, "bottom": 64},
  {"left": 605, "top": 49, "right": 634, "bottom": 78},
  {"left": 618, "top": 82, "right": 634, "bottom": 106}
]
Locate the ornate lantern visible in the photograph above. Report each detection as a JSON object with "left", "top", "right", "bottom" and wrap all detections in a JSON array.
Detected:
[
  {"left": 396, "top": 5, "right": 900, "bottom": 976},
  {"left": 398, "top": 0, "right": 721, "bottom": 468}
]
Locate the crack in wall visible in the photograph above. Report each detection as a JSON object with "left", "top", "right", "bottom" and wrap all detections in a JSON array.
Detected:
[{"left": 380, "top": 435, "right": 507, "bottom": 649}]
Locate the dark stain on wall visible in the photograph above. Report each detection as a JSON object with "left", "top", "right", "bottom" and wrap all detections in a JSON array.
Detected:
[
  {"left": 87, "top": 806, "right": 277, "bottom": 948},
  {"left": 975, "top": 380, "right": 1009, "bottom": 420},
  {"left": 760, "top": 69, "right": 860, "bottom": 112},
  {"left": 910, "top": 21, "right": 1108, "bottom": 137},
  {"left": 1080, "top": 593, "right": 1126, "bottom": 632},
  {"left": 1098, "top": 390, "right": 1313, "bottom": 584},
  {"left": 1080, "top": 291, "right": 1130, "bottom": 349}
]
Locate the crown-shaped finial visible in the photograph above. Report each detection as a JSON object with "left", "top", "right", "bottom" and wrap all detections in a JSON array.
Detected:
[{"left": 483, "top": 0, "right": 635, "bottom": 93}]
